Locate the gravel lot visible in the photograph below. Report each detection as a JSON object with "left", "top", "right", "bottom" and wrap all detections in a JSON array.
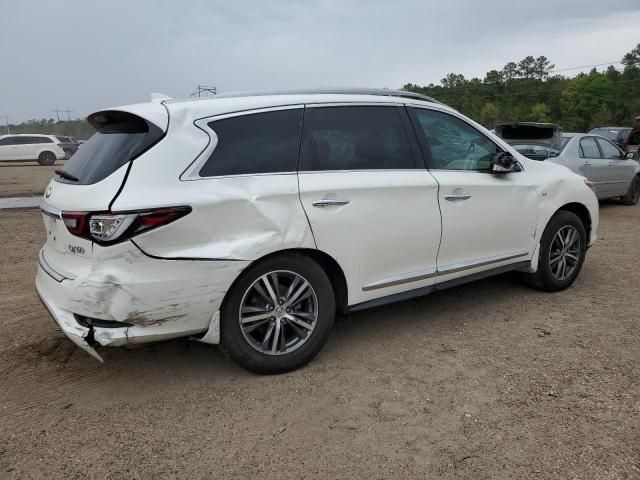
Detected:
[
  {"left": 0, "top": 203, "right": 638, "bottom": 479},
  {"left": 0, "top": 162, "right": 63, "bottom": 198}
]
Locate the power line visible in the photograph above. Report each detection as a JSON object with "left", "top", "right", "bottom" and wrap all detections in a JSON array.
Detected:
[{"left": 191, "top": 85, "right": 217, "bottom": 98}]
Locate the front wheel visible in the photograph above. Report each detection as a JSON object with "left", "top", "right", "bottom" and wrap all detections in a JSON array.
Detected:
[
  {"left": 525, "top": 211, "right": 587, "bottom": 292},
  {"left": 620, "top": 176, "right": 640, "bottom": 206},
  {"left": 38, "top": 151, "right": 56, "bottom": 166},
  {"left": 220, "top": 253, "right": 335, "bottom": 374}
]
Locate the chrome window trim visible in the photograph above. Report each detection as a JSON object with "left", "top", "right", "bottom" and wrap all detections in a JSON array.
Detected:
[{"left": 180, "top": 105, "right": 305, "bottom": 181}]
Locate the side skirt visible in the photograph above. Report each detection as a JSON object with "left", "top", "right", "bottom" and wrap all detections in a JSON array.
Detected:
[{"left": 347, "top": 261, "right": 530, "bottom": 313}]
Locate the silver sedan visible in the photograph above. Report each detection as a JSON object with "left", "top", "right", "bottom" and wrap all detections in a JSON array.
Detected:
[{"left": 550, "top": 133, "right": 640, "bottom": 205}]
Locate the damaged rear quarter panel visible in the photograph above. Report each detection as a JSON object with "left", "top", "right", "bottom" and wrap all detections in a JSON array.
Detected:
[
  {"left": 110, "top": 106, "right": 316, "bottom": 262},
  {"left": 50, "top": 241, "right": 248, "bottom": 330}
]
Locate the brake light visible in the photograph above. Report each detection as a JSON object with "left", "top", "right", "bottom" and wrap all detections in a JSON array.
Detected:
[
  {"left": 61, "top": 206, "right": 191, "bottom": 244},
  {"left": 57, "top": 143, "right": 64, "bottom": 148}
]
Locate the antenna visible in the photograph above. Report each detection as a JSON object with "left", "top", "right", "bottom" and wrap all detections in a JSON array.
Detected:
[{"left": 190, "top": 85, "right": 217, "bottom": 98}]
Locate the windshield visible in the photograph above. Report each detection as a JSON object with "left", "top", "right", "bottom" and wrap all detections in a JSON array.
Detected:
[
  {"left": 56, "top": 111, "right": 164, "bottom": 185},
  {"left": 511, "top": 143, "right": 560, "bottom": 161},
  {"left": 589, "top": 128, "right": 631, "bottom": 142}
]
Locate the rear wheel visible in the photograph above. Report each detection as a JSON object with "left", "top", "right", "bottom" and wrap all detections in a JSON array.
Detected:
[
  {"left": 220, "top": 253, "right": 335, "bottom": 374},
  {"left": 38, "top": 151, "right": 56, "bottom": 166},
  {"left": 620, "top": 176, "right": 640, "bottom": 205},
  {"left": 525, "top": 211, "right": 587, "bottom": 292}
]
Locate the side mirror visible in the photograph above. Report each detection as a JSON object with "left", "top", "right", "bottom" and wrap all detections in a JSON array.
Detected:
[
  {"left": 624, "top": 152, "right": 636, "bottom": 160},
  {"left": 491, "top": 152, "right": 518, "bottom": 174}
]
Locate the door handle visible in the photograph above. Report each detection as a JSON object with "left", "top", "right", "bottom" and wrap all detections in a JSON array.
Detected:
[
  {"left": 608, "top": 161, "right": 616, "bottom": 166},
  {"left": 312, "top": 199, "right": 350, "bottom": 208},
  {"left": 444, "top": 193, "right": 471, "bottom": 201},
  {"left": 583, "top": 161, "right": 591, "bottom": 166}
]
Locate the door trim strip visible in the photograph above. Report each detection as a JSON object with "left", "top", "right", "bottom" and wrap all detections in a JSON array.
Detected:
[
  {"left": 361, "top": 251, "right": 529, "bottom": 291},
  {"left": 437, "top": 251, "right": 529, "bottom": 276},
  {"left": 362, "top": 267, "right": 437, "bottom": 291}
]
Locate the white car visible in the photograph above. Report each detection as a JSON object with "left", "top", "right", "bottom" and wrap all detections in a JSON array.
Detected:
[
  {"left": 0, "top": 134, "right": 67, "bottom": 165},
  {"left": 36, "top": 89, "right": 599, "bottom": 374}
]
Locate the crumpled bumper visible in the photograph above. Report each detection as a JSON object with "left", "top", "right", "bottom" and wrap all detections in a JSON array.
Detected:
[
  {"left": 35, "top": 245, "right": 248, "bottom": 361},
  {"left": 36, "top": 284, "right": 104, "bottom": 362}
]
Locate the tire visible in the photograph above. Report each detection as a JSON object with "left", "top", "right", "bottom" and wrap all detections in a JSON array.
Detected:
[
  {"left": 620, "top": 176, "right": 640, "bottom": 206},
  {"left": 525, "top": 211, "right": 587, "bottom": 292},
  {"left": 38, "top": 151, "right": 56, "bottom": 166},
  {"left": 220, "top": 253, "right": 335, "bottom": 374}
]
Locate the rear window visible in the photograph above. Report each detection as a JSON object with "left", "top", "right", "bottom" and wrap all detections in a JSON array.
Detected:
[
  {"left": 511, "top": 143, "right": 559, "bottom": 161},
  {"left": 498, "top": 125, "right": 557, "bottom": 141},
  {"left": 56, "top": 111, "right": 164, "bottom": 185}
]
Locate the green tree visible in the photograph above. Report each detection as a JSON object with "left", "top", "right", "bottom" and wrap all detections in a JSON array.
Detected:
[
  {"left": 528, "top": 103, "right": 552, "bottom": 122},
  {"left": 479, "top": 101, "right": 499, "bottom": 128}
]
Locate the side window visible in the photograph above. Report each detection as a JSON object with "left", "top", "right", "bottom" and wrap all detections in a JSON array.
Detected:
[
  {"left": 11, "top": 137, "right": 27, "bottom": 145},
  {"left": 35, "top": 136, "right": 53, "bottom": 144},
  {"left": 580, "top": 137, "right": 601, "bottom": 159},
  {"left": 596, "top": 138, "right": 622, "bottom": 159},
  {"left": 410, "top": 108, "right": 499, "bottom": 171},
  {"left": 199, "top": 109, "right": 303, "bottom": 177},
  {"left": 300, "top": 106, "right": 415, "bottom": 171},
  {"left": 0, "top": 137, "right": 14, "bottom": 146}
]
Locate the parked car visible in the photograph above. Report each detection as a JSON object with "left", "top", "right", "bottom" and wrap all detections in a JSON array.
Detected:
[
  {"left": 553, "top": 133, "right": 640, "bottom": 203},
  {"left": 0, "top": 134, "right": 66, "bottom": 165},
  {"left": 495, "top": 124, "right": 640, "bottom": 204},
  {"left": 588, "top": 127, "right": 632, "bottom": 149},
  {"left": 493, "top": 122, "right": 563, "bottom": 161},
  {"left": 54, "top": 136, "right": 80, "bottom": 158},
  {"left": 622, "top": 116, "right": 640, "bottom": 157},
  {"left": 36, "top": 89, "right": 599, "bottom": 374}
]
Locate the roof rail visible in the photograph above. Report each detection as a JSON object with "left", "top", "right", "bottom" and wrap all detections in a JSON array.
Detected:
[{"left": 211, "top": 88, "right": 443, "bottom": 105}]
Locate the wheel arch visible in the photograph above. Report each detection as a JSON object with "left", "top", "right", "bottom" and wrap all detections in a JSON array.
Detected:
[
  {"left": 221, "top": 248, "right": 349, "bottom": 314},
  {"left": 556, "top": 202, "right": 591, "bottom": 239}
]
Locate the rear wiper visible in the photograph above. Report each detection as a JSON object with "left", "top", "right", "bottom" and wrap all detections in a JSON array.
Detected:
[{"left": 55, "top": 169, "right": 79, "bottom": 182}]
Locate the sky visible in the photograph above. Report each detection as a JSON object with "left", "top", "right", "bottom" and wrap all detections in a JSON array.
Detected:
[{"left": 1, "top": 0, "right": 639, "bottom": 123}]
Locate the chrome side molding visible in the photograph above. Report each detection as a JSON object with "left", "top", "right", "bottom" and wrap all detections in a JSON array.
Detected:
[
  {"left": 437, "top": 251, "right": 529, "bottom": 276},
  {"left": 362, "top": 251, "right": 530, "bottom": 291},
  {"left": 362, "top": 267, "right": 437, "bottom": 291}
]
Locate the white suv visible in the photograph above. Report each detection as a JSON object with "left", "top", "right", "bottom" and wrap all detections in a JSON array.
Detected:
[
  {"left": 0, "top": 134, "right": 67, "bottom": 165},
  {"left": 36, "top": 89, "right": 599, "bottom": 373}
]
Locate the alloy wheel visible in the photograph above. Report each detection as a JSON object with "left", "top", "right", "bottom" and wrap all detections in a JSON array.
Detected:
[
  {"left": 239, "top": 270, "right": 318, "bottom": 355},
  {"left": 549, "top": 225, "right": 581, "bottom": 281}
]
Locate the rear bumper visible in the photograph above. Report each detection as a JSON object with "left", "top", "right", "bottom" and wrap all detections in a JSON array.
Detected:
[{"left": 35, "top": 245, "right": 248, "bottom": 360}]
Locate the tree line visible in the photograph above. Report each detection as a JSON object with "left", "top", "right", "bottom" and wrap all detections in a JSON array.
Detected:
[
  {"left": 404, "top": 44, "right": 640, "bottom": 132},
  {"left": 4, "top": 44, "right": 640, "bottom": 137},
  {"left": 1, "top": 118, "right": 94, "bottom": 140}
]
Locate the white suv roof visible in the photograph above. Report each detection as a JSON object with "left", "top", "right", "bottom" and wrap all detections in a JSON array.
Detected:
[{"left": 105, "top": 89, "right": 455, "bottom": 130}]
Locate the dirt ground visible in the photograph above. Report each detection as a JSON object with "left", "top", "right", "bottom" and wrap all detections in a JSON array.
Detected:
[
  {"left": 0, "top": 203, "right": 638, "bottom": 479},
  {"left": 0, "top": 162, "right": 63, "bottom": 198}
]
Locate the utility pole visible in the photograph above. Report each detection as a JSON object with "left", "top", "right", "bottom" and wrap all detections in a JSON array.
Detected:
[
  {"left": 51, "top": 108, "right": 61, "bottom": 123},
  {"left": 190, "top": 85, "right": 217, "bottom": 98},
  {"left": 0, "top": 115, "right": 9, "bottom": 135},
  {"left": 62, "top": 108, "right": 73, "bottom": 122}
]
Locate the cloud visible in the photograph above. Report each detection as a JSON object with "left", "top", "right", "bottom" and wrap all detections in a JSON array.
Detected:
[{"left": 1, "top": 0, "right": 639, "bottom": 122}]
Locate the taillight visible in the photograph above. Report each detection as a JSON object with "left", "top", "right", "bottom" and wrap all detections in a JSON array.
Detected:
[
  {"left": 61, "top": 206, "right": 191, "bottom": 244},
  {"left": 57, "top": 143, "right": 64, "bottom": 148},
  {"left": 61, "top": 212, "right": 89, "bottom": 237}
]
